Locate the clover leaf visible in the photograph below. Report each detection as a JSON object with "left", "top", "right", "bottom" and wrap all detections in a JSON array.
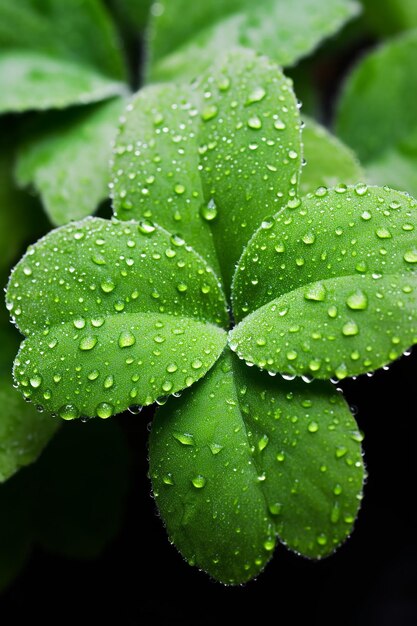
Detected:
[{"left": 6, "top": 48, "right": 417, "bottom": 585}]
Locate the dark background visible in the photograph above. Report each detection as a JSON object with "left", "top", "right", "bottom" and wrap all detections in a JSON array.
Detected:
[{"left": 1, "top": 350, "right": 416, "bottom": 626}]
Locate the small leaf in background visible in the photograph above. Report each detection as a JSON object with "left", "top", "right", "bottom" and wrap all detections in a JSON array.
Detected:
[
  {"left": 0, "top": 52, "right": 127, "bottom": 114},
  {"left": 335, "top": 30, "right": 417, "bottom": 198},
  {"left": 361, "top": 0, "right": 417, "bottom": 36},
  {"left": 0, "top": 271, "right": 59, "bottom": 483},
  {"left": 0, "top": 0, "right": 127, "bottom": 113},
  {"left": 148, "top": 0, "right": 361, "bottom": 82},
  {"left": 0, "top": 131, "right": 44, "bottom": 275},
  {"left": 301, "top": 116, "right": 363, "bottom": 195},
  {"left": 7, "top": 218, "right": 228, "bottom": 419},
  {"left": 231, "top": 186, "right": 417, "bottom": 379},
  {"left": 16, "top": 98, "right": 126, "bottom": 225},
  {"left": 113, "top": 49, "right": 302, "bottom": 287},
  {"left": 150, "top": 349, "right": 364, "bottom": 584},
  {"left": 0, "top": 376, "right": 60, "bottom": 483}
]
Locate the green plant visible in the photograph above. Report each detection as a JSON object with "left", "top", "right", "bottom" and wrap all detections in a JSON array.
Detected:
[{"left": 1, "top": 0, "right": 417, "bottom": 590}]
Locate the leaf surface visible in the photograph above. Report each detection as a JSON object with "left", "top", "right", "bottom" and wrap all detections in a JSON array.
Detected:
[
  {"left": 150, "top": 349, "right": 364, "bottom": 584},
  {"left": 7, "top": 217, "right": 228, "bottom": 418},
  {"left": 335, "top": 31, "right": 417, "bottom": 198},
  {"left": 301, "top": 116, "right": 363, "bottom": 196},
  {"left": 148, "top": 0, "right": 361, "bottom": 82},
  {"left": 231, "top": 186, "right": 417, "bottom": 378},
  {"left": 16, "top": 98, "right": 125, "bottom": 225},
  {"left": 112, "top": 49, "right": 302, "bottom": 287}
]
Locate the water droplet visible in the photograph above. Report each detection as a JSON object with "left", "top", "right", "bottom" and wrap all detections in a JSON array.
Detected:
[
  {"left": 73, "top": 317, "right": 86, "bottom": 329},
  {"left": 138, "top": 220, "right": 156, "bottom": 234},
  {"left": 166, "top": 363, "right": 178, "bottom": 373},
  {"left": 201, "top": 105, "right": 218, "bottom": 121},
  {"left": 30, "top": 374, "right": 42, "bottom": 389},
  {"left": 276, "top": 452, "right": 285, "bottom": 462},
  {"left": 361, "top": 210, "right": 372, "bottom": 221},
  {"left": 163, "top": 473, "right": 174, "bottom": 486},
  {"left": 308, "top": 421, "right": 319, "bottom": 433},
  {"left": 258, "top": 434, "right": 269, "bottom": 451},
  {"left": 263, "top": 537, "right": 276, "bottom": 552},
  {"left": 128, "top": 404, "right": 143, "bottom": 414},
  {"left": 335, "top": 446, "right": 348, "bottom": 458},
  {"left": 96, "top": 402, "right": 114, "bottom": 419},
  {"left": 342, "top": 321, "right": 359, "bottom": 336},
  {"left": 354, "top": 183, "right": 368, "bottom": 196},
  {"left": 191, "top": 475, "right": 206, "bottom": 488},
  {"left": 304, "top": 282, "right": 326, "bottom": 302},
  {"left": 376, "top": 227, "right": 392, "bottom": 239},
  {"left": 316, "top": 533, "right": 328, "bottom": 546},
  {"left": 245, "top": 86, "right": 266, "bottom": 105},
  {"left": 191, "top": 359, "right": 203, "bottom": 369},
  {"left": 327, "top": 305, "right": 338, "bottom": 318},
  {"left": 100, "top": 279, "right": 115, "bottom": 293},
  {"left": 302, "top": 232, "right": 315, "bottom": 245},
  {"left": 274, "top": 119, "right": 286, "bottom": 130},
  {"left": 88, "top": 369, "right": 99, "bottom": 381},
  {"left": 176, "top": 282, "right": 188, "bottom": 293},
  {"left": 104, "top": 375, "right": 114, "bottom": 389},
  {"left": 174, "top": 183, "right": 185, "bottom": 195},
  {"left": 79, "top": 335, "right": 98, "bottom": 351},
  {"left": 59, "top": 404, "right": 79, "bottom": 420},
  {"left": 404, "top": 250, "right": 417, "bottom": 263},
  {"left": 173, "top": 432, "right": 195, "bottom": 446},
  {"left": 346, "top": 290, "right": 368, "bottom": 310},
  {"left": 119, "top": 330, "right": 136, "bottom": 348},
  {"left": 209, "top": 443, "right": 223, "bottom": 455},
  {"left": 288, "top": 150, "right": 298, "bottom": 160},
  {"left": 200, "top": 198, "right": 218, "bottom": 221},
  {"left": 268, "top": 503, "right": 282, "bottom": 515},
  {"left": 247, "top": 115, "right": 262, "bottom": 130}
]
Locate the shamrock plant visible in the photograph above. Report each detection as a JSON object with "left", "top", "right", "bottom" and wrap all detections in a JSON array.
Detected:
[{"left": 6, "top": 47, "right": 417, "bottom": 584}]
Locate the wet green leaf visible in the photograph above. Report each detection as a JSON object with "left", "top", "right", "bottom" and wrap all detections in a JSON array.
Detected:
[
  {"left": 301, "top": 117, "right": 363, "bottom": 195},
  {"left": 148, "top": 0, "right": 361, "bottom": 82},
  {"left": 113, "top": 49, "right": 302, "bottom": 287},
  {"left": 150, "top": 349, "right": 364, "bottom": 584},
  {"left": 0, "top": 0, "right": 126, "bottom": 81},
  {"left": 0, "top": 51, "right": 127, "bottom": 113},
  {"left": 7, "top": 217, "right": 228, "bottom": 419},
  {"left": 335, "top": 31, "right": 417, "bottom": 198},
  {"left": 0, "top": 376, "right": 60, "bottom": 483},
  {"left": 231, "top": 186, "right": 417, "bottom": 378},
  {"left": 16, "top": 98, "right": 125, "bottom": 225}
]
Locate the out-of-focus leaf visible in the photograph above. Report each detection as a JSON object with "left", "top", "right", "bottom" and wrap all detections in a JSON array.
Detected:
[
  {"left": 16, "top": 98, "right": 125, "bottom": 225},
  {"left": 148, "top": 0, "right": 361, "bottom": 82}
]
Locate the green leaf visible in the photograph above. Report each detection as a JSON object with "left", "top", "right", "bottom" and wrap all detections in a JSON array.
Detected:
[
  {"left": 105, "top": 0, "right": 152, "bottom": 34},
  {"left": 301, "top": 116, "right": 363, "bottom": 196},
  {"left": 148, "top": 0, "right": 361, "bottom": 82},
  {"left": 16, "top": 98, "right": 125, "bottom": 225},
  {"left": 0, "top": 0, "right": 126, "bottom": 81},
  {"left": 0, "top": 127, "right": 42, "bottom": 275},
  {"left": 0, "top": 297, "right": 59, "bottom": 483},
  {"left": 33, "top": 419, "right": 130, "bottom": 559},
  {"left": 7, "top": 217, "right": 228, "bottom": 419},
  {"left": 112, "top": 49, "right": 302, "bottom": 287},
  {"left": 0, "top": 51, "right": 127, "bottom": 114},
  {"left": 150, "top": 349, "right": 364, "bottom": 584},
  {"left": 335, "top": 30, "right": 417, "bottom": 198},
  {"left": 362, "top": 0, "right": 417, "bottom": 35},
  {"left": 231, "top": 186, "right": 417, "bottom": 379},
  {"left": 0, "top": 376, "right": 60, "bottom": 483}
]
